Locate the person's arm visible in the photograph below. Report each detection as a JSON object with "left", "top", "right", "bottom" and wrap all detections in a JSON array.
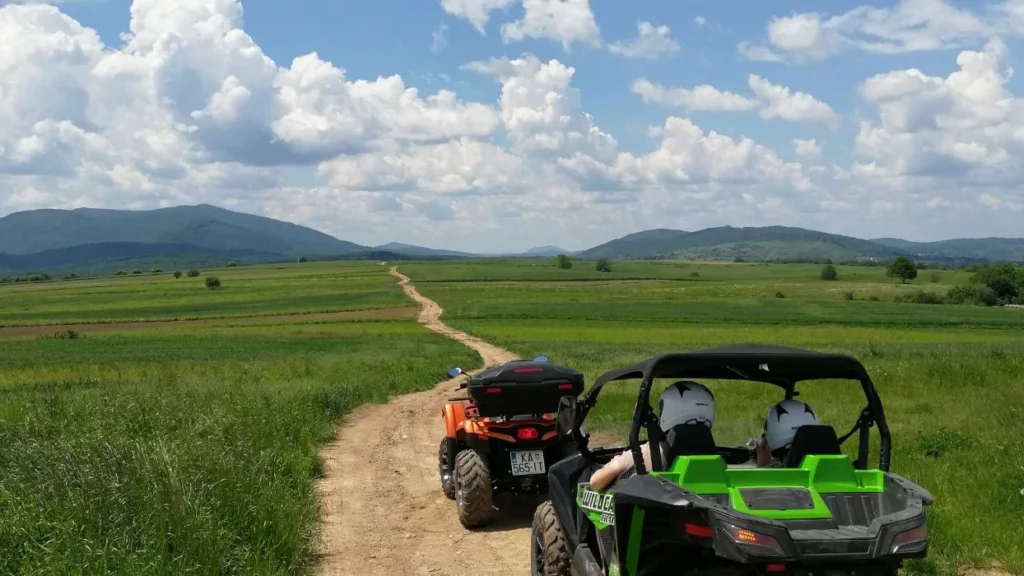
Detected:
[{"left": 589, "top": 443, "right": 653, "bottom": 490}]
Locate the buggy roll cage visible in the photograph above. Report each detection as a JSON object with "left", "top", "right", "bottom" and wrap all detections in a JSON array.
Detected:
[{"left": 566, "top": 345, "right": 892, "bottom": 474}]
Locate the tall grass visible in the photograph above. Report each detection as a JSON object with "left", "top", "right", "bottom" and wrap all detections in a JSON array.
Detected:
[{"left": 0, "top": 323, "right": 478, "bottom": 574}]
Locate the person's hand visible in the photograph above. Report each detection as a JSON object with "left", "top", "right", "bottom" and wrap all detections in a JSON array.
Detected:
[{"left": 755, "top": 434, "right": 771, "bottom": 467}]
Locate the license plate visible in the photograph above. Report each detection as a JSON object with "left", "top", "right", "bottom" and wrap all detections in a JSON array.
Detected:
[{"left": 510, "top": 450, "right": 546, "bottom": 476}]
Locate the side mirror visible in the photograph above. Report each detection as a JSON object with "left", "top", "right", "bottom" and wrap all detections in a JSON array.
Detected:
[
  {"left": 556, "top": 395, "right": 577, "bottom": 438},
  {"left": 534, "top": 355, "right": 548, "bottom": 363},
  {"left": 447, "top": 367, "right": 464, "bottom": 378}
]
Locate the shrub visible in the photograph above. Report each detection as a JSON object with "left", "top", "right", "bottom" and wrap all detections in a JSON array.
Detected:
[
  {"left": 595, "top": 258, "right": 612, "bottom": 273},
  {"left": 946, "top": 284, "right": 999, "bottom": 307},
  {"left": 173, "top": 271, "right": 182, "bottom": 279},
  {"left": 969, "top": 262, "right": 1023, "bottom": 303},
  {"left": 690, "top": 272, "right": 700, "bottom": 278},
  {"left": 298, "top": 256, "right": 308, "bottom": 263},
  {"left": 132, "top": 270, "right": 142, "bottom": 275},
  {"left": 187, "top": 269, "right": 200, "bottom": 278},
  {"left": 205, "top": 276, "right": 222, "bottom": 290},
  {"left": 843, "top": 291, "right": 855, "bottom": 301},
  {"left": 555, "top": 254, "right": 572, "bottom": 269},
  {"left": 63, "top": 273, "right": 79, "bottom": 280},
  {"left": 930, "top": 271, "right": 941, "bottom": 283},
  {"left": 868, "top": 295, "right": 880, "bottom": 302},
  {"left": 226, "top": 260, "right": 238, "bottom": 268},
  {"left": 115, "top": 270, "right": 127, "bottom": 276},
  {"left": 893, "top": 290, "right": 943, "bottom": 304},
  {"left": 151, "top": 267, "right": 163, "bottom": 274},
  {"left": 775, "top": 291, "right": 785, "bottom": 299},
  {"left": 40, "top": 329, "right": 80, "bottom": 340},
  {"left": 820, "top": 265, "right": 838, "bottom": 281}
]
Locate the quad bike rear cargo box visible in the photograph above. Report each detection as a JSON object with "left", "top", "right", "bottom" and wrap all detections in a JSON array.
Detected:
[{"left": 466, "top": 360, "right": 584, "bottom": 417}]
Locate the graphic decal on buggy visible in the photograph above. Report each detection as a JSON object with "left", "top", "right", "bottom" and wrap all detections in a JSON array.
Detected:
[{"left": 578, "top": 484, "right": 616, "bottom": 527}]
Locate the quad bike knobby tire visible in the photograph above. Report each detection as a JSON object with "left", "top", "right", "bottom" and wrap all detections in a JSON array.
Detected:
[
  {"left": 454, "top": 449, "right": 492, "bottom": 528},
  {"left": 531, "top": 501, "right": 571, "bottom": 576},
  {"left": 438, "top": 438, "right": 456, "bottom": 500}
]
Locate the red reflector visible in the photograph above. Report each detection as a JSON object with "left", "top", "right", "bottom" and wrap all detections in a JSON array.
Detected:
[
  {"left": 513, "top": 367, "right": 543, "bottom": 372},
  {"left": 486, "top": 387, "right": 501, "bottom": 394},
  {"left": 517, "top": 427, "right": 539, "bottom": 440},
  {"left": 558, "top": 383, "right": 574, "bottom": 390},
  {"left": 767, "top": 564, "right": 786, "bottom": 572},
  {"left": 684, "top": 523, "right": 712, "bottom": 538},
  {"left": 477, "top": 434, "right": 489, "bottom": 441}
]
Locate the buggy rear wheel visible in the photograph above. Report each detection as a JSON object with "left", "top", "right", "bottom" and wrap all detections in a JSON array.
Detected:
[
  {"left": 454, "top": 449, "right": 492, "bottom": 528},
  {"left": 531, "top": 500, "right": 570, "bottom": 576},
  {"left": 438, "top": 438, "right": 456, "bottom": 500}
]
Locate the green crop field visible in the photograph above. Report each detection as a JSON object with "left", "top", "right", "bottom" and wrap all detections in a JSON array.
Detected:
[
  {"left": 2, "top": 257, "right": 1022, "bottom": 575},
  {"left": 406, "top": 258, "right": 1024, "bottom": 576},
  {"left": 0, "top": 262, "right": 412, "bottom": 327},
  {"left": 0, "top": 263, "right": 478, "bottom": 574}
]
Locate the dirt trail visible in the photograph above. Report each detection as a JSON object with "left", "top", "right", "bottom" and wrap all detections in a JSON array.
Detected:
[{"left": 315, "top": 266, "right": 531, "bottom": 576}]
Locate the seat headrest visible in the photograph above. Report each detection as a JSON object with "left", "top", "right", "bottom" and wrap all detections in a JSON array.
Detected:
[
  {"left": 782, "top": 424, "right": 842, "bottom": 468},
  {"left": 663, "top": 423, "right": 718, "bottom": 465}
]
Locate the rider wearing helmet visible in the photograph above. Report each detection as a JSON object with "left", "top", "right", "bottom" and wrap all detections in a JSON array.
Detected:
[
  {"left": 589, "top": 381, "right": 715, "bottom": 490},
  {"left": 755, "top": 398, "right": 820, "bottom": 467}
]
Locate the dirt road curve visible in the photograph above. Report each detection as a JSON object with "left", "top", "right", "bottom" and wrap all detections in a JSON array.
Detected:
[{"left": 315, "top": 267, "right": 532, "bottom": 576}]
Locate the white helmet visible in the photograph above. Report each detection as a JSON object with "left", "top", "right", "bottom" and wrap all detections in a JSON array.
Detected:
[
  {"left": 658, "top": 381, "right": 715, "bottom": 430},
  {"left": 764, "top": 399, "right": 819, "bottom": 452}
]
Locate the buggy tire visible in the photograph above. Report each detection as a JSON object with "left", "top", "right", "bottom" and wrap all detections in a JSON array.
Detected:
[
  {"left": 454, "top": 449, "right": 492, "bottom": 528},
  {"left": 531, "top": 501, "right": 571, "bottom": 576},
  {"left": 438, "top": 438, "right": 456, "bottom": 499}
]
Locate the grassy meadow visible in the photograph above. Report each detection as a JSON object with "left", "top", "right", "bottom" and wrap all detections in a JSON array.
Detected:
[
  {"left": 2, "top": 256, "right": 1022, "bottom": 575},
  {"left": 0, "top": 262, "right": 478, "bottom": 574},
  {"left": 405, "top": 258, "right": 1024, "bottom": 576},
  {"left": 0, "top": 261, "right": 412, "bottom": 326}
]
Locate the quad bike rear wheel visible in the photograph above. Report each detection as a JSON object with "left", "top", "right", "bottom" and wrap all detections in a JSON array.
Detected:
[
  {"left": 438, "top": 438, "right": 456, "bottom": 500},
  {"left": 531, "top": 500, "right": 571, "bottom": 576},
  {"left": 454, "top": 449, "right": 492, "bottom": 528}
]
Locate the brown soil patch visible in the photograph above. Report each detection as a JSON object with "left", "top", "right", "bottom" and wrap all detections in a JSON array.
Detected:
[
  {"left": 0, "top": 307, "right": 416, "bottom": 339},
  {"left": 314, "top": 267, "right": 529, "bottom": 576}
]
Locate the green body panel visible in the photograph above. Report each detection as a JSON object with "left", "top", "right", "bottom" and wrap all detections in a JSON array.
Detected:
[
  {"left": 578, "top": 455, "right": 885, "bottom": 525},
  {"left": 652, "top": 454, "right": 884, "bottom": 521}
]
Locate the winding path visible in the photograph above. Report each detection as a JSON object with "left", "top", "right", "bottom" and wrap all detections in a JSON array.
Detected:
[{"left": 314, "top": 266, "right": 531, "bottom": 576}]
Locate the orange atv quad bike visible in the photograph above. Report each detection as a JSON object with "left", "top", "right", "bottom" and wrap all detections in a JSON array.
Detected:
[{"left": 439, "top": 355, "right": 584, "bottom": 529}]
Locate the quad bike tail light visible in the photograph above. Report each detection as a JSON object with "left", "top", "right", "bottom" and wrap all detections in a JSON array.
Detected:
[
  {"left": 722, "top": 523, "right": 785, "bottom": 557},
  {"left": 517, "top": 427, "right": 539, "bottom": 440},
  {"left": 890, "top": 524, "right": 927, "bottom": 554}
]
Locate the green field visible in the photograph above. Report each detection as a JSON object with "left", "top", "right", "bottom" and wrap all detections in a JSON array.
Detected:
[
  {"left": 406, "top": 259, "right": 1024, "bottom": 576},
  {"left": 0, "top": 263, "right": 478, "bottom": 574},
  {"left": 0, "top": 262, "right": 411, "bottom": 326},
  {"left": 1, "top": 257, "right": 1022, "bottom": 575}
]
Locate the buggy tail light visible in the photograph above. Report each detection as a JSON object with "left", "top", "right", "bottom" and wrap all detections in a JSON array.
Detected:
[
  {"left": 685, "top": 523, "right": 712, "bottom": 538},
  {"left": 722, "top": 523, "right": 785, "bottom": 557},
  {"left": 517, "top": 427, "right": 539, "bottom": 440},
  {"left": 890, "top": 524, "right": 928, "bottom": 554},
  {"left": 486, "top": 387, "right": 501, "bottom": 394},
  {"left": 558, "top": 383, "right": 574, "bottom": 390},
  {"left": 514, "top": 367, "right": 543, "bottom": 373}
]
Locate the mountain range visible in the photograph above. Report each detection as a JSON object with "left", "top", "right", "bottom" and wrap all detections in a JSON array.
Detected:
[{"left": 1, "top": 204, "right": 1022, "bottom": 276}]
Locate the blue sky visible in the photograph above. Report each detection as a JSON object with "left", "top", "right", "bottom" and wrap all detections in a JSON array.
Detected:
[{"left": 2, "top": 0, "right": 1024, "bottom": 251}]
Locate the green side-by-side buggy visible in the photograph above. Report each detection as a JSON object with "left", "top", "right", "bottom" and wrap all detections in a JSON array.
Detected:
[{"left": 444, "top": 345, "right": 934, "bottom": 576}]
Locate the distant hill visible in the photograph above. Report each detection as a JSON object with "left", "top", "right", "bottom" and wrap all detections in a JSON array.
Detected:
[
  {"left": 373, "top": 242, "right": 473, "bottom": 258},
  {"left": 871, "top": 237, "right": 1024, "bottom": 262},
  {"left": 581, "top": 229, "right": 692, "bottom": 260},
  {"left": 522, "top": 245, "right": 575, "bottom": 257},
  {"left": 580, "top": 226, "right": 894, "bottom": 261},
  {"left": 0, "top": 204, "right": 362, "bottom": 256},
  {"left": 4, "top": 203, "right": 1024, "bottom": 277}
]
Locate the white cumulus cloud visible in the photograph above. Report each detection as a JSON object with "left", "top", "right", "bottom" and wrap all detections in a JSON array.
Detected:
[{"left": 609, "top": 21, "right": 679, "bottom": 59}]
